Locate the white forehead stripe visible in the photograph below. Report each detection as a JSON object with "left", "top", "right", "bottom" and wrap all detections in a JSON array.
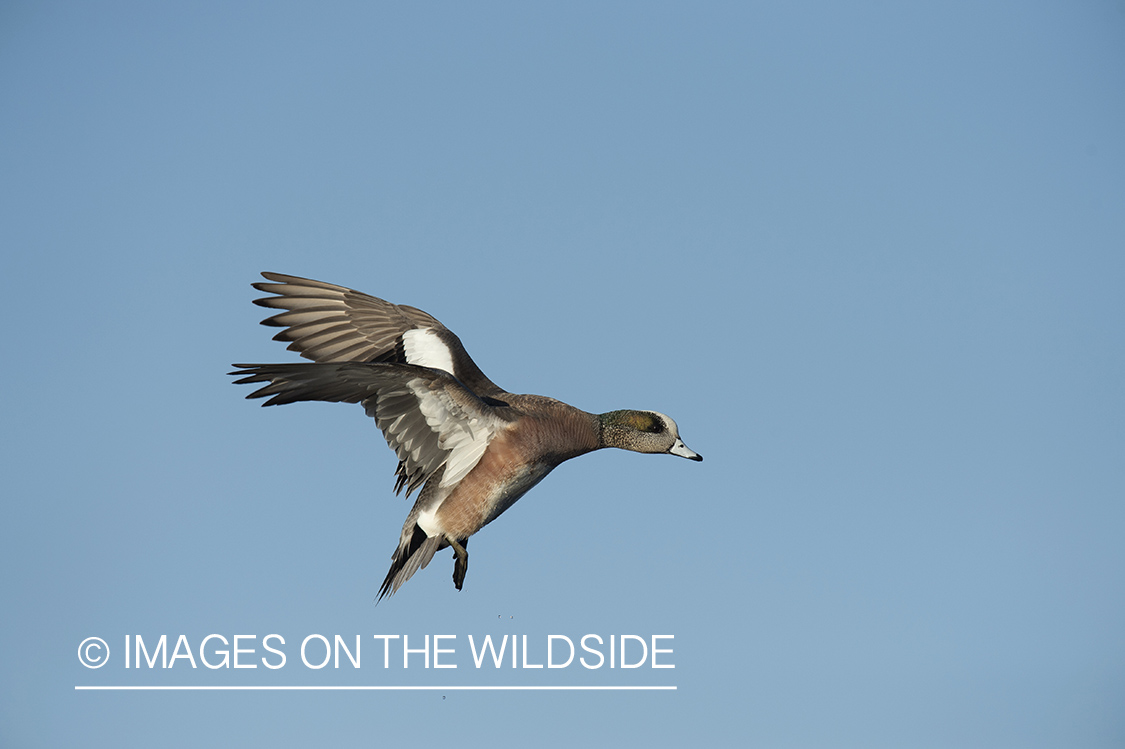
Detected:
[{"left": 402, "top": 328, "right": 455, "bottom": 375}]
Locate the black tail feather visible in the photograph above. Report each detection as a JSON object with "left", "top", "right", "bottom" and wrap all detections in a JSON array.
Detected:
[{"left": 376, "top": 526, "right": 443, "bottom": 603}]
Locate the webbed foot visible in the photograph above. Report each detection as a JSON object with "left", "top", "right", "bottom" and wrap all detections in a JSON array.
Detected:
[{"left": 449, "top": 537, "right": 469, "bottom": 591}]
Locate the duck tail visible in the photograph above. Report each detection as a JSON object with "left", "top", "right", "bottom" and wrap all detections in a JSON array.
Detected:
[{"left": 377, "top": 525, "right": 442, "bottom": 603}]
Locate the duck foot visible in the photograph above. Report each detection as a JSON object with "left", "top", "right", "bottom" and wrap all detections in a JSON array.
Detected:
[{"left": 450, "top": 537, "right": 469, "bottom": 591}]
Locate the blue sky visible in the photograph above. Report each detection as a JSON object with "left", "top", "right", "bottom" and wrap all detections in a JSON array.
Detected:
[{"left": 1, "top": 2, "right": 1123, "bottom": 746}]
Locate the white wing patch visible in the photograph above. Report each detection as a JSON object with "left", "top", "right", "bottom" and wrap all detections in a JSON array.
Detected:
[
  {"left": 402, "top": 328, "right": 455, "bottom": 375},
  {"left": 407, "top": 378, "right": 495, "bottom": 489}
]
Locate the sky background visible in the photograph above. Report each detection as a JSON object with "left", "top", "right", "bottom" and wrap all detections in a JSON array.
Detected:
[{"left": 2, "top": 2, "right": 1123, "bottom": 747}]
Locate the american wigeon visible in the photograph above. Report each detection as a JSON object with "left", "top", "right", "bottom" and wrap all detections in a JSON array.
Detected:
[{"left": 232, "top": 272, "right": 702, "bottom": 600}]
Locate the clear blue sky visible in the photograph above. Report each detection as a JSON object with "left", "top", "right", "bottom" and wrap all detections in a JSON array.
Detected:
[{"left": 2, "top": 2, "right": 1123, "bottom": 747}]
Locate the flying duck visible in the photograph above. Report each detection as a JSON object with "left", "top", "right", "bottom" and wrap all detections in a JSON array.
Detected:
[{"left": 231, "top": 272, "right": 702, "bottom": 600}]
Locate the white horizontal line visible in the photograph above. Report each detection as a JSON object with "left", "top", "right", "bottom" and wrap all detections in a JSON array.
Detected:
[{"left": 75, "top": 685, "right": 675, "bottom": 691}]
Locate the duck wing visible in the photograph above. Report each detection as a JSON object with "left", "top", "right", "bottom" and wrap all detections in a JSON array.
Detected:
[
  {"left": 230, "top": 361, "right": 507, "bottom": 497},
  {"left": 251, "top": 272, "right": 506, "bottom": 398}
]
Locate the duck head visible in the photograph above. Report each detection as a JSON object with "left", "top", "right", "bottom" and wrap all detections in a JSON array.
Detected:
[{"left": 598, "top": 409, "right": 702, "bottom": 461}]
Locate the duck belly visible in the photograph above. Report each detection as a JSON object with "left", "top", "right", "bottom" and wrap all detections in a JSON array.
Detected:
[
  {"left": 479, "top": 461, "right": 556, "bottom": 529},
  {"left": 434, "top": 459, "right": 556, "bottom": 540}
]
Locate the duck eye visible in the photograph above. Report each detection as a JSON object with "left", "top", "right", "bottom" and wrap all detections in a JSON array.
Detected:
[{"left": 645, "top": 419, "right": 664, "bottom": 434}]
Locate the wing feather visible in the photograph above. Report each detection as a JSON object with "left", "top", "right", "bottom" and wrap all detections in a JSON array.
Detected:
[
  {"left": 249, "top": 272, "right": 505, "bottom": 397},
  {"left": 231, "top": 361, "right": 505, "bottom": 497}
]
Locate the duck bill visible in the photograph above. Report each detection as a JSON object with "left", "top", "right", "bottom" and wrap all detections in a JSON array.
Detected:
[{"left": 669, "top": 439, "right": 703, "bottom": 461}]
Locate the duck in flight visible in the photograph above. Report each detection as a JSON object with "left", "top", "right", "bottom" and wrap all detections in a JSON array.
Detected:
[{"left": 231, "top": 272, "right": 702, "bottom": 601}]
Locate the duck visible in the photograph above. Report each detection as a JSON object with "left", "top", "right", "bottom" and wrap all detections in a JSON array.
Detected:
[{"left": 231, "top": 272, "right": 702, "bottom": 601}]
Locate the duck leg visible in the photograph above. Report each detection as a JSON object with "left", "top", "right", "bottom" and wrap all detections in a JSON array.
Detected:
[{"left": 450, "top": 537, "right": 469, "bottom": 591}]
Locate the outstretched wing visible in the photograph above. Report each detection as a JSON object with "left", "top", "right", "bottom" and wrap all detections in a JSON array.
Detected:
[
  {"left": 231, "top": 361, "right": 505, "bottom": 497},
  {"left": 251, "top": 272, "right": 506, "bottom": 398}
]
